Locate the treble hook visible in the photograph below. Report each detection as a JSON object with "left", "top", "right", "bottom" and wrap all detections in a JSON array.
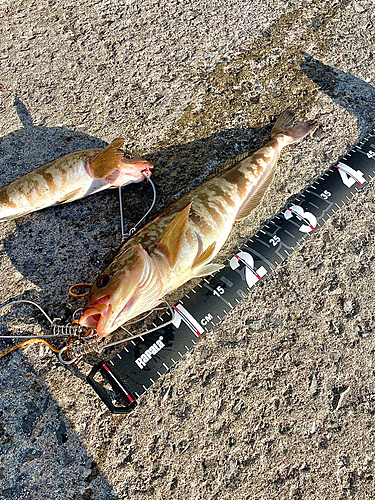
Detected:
[{"left": 119, "top": 172, "right": 157, "bottom": 242}]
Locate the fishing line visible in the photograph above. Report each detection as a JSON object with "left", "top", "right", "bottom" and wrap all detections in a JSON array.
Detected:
[
  {"left": 58, "top": 301, "right": 176, "bottom": 365},
  {"left": 0, "top": 160, "right": 157, "bottom": 360}
]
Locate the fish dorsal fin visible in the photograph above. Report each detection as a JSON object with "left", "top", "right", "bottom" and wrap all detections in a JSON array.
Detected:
[
  {"left": 220, "top": 151, "right": 252, "bottom": 171},
  {"left": 192, "top": 241, "right": 216, "bottom": 269},
  {"left": 157, "top": 202, "right": 192, "bottom": 267},
  {"left": 90, "top": 138, "right": 126, "bottom": 179},
  {"left": 235, "top": 156, "right": 278, "bottom": 221}
]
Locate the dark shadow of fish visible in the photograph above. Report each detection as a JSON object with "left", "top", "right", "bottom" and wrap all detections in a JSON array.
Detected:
[
  {"left": 1, "top": 97, "right": 273, "bottom": 324},
  {"left": 301, "top": 53, "right": 375, "bottom": 136},
  {"left": 0, "top": 337, "right": 121, "bottom": 500}
]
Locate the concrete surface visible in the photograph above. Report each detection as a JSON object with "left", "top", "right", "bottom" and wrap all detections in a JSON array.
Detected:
[{"left": 0, "top": 0, "right": 375, "bottom": 499}]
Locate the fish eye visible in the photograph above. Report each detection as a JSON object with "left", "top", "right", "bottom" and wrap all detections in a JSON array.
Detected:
[
  {"left": 124, "top": 153, "right": 133, "bottom": 159},
  {"left": 97, "top": 275, "right": 110, "bottom": 288}
]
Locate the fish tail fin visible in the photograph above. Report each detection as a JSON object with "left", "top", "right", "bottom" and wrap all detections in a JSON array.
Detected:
[{"left": 271, "top": 109, "right": 317, "bottom": 144}]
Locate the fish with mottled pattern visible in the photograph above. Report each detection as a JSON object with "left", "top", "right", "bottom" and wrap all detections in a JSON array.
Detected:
[
  {"left": 0, "top": 138, "right": 153, "bottom": 221},
  {"left": 79, "top": 110, "right": 317, "bottom": 337}
]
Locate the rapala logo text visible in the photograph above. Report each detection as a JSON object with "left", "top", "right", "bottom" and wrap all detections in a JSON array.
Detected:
[{"left": 135, "top": 337, "right": 165, "bottom": 369}]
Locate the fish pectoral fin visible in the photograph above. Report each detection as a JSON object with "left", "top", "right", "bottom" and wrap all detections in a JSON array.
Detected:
[
  {"left": 157, "top": 202, "right": 192, "bottom": 267},
  {"left": 235, "top": 157, "right": 278, "bottom": 221},
  {"left": 192, "top": 241, "right": 216, "bottom": 269},
  {"left": 57, "top": 187, "right": 84, "bottom": 204},
  {"left": 193, "top": 262, "right": 224, "bottom": 278},
  {"left": 89, "top": 138, "right": 126, "bottom": 179}
]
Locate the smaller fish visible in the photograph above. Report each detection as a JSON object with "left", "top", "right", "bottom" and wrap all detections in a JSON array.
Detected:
[{"left": 0, "top": 139, "right": 153, "bottom": 221}]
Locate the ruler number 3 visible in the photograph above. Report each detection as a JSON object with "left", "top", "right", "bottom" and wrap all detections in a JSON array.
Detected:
[{"left": 284, "top": 205, "right": 317, "bottom": 233}]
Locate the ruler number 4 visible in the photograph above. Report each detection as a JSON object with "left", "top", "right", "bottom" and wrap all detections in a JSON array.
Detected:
[{"left": 337, "top": 162, "right": 366, "bottom": 188}]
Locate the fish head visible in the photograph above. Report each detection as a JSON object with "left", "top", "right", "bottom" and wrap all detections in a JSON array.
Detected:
[
  {"left": 79, "top": 244, "right": 162, "bottom": 337},
  {"left": 105, "top": 152, "right": 153, "bottom": 187}
]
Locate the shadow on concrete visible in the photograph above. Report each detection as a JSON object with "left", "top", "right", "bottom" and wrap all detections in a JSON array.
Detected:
[
  {"left": 301, "top": 53, "right": 375, "bottom": 136},
  {"left": 0, "top": 351, "right": 119, "bottom": 500},
  {"left": 0, "top": 98, "right": 122, "bottom": 500},
  {"left": 0, "top": 96, "right": 274, "bottom": 499}
]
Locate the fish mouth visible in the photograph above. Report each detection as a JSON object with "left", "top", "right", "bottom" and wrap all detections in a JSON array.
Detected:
[
  {"left": 109, "top": 294, "right": 138, "bottom": 330},
  {"left": 79, "top": 296, "right": 112, "bottom": 337},
  {"left": 137, "top": 161, "right": 153, "bottom": 178},
  {"left": 79, "top": 296, "right": 136, "bottom": 337},
  {"left": 105, "top": 160, "right": 153, "bottom": 186}
]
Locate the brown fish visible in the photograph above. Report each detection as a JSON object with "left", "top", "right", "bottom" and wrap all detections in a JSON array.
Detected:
[
  {"left": 79, "top": 110, "right": 317, "bottom": 337},
  {"left": 0, "top": 138, "right": 153, "bottom": 221}
]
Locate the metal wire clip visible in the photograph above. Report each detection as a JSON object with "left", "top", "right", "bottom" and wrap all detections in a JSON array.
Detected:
[
  {"left": 119, "top": 171, "right": 157, "bottom": 242},
  {"left": 0, "top": 300, "right": 90, "bottom": 339},
  {"left": 58, "top": 301, "right": 176, "bottom": 365}
]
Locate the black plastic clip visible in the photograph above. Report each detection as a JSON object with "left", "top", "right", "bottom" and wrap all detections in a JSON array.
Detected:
[{"left": 87, "top": 362, "right": 137, "bottom": 414}]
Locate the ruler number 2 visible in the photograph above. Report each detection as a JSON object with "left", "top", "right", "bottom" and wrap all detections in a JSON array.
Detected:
[{"left": 229, "top": 251, "right": 267, "bottom": 288}]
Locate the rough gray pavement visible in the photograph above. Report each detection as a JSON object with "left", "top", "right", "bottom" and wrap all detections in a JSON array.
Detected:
[{"left": 0, "top": 0, "right": 375, "bottom": 499}]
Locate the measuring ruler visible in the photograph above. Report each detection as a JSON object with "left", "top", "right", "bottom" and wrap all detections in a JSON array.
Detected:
[{"left": 87, "top": 131, "right": 375, "bottom": 414}]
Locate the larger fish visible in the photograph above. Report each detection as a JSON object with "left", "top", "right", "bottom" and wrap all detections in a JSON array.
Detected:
[
  {"left": 0, "top": 138, "right": 153, "bottom": 221},
  {"left": 79, "top": 110, "right": 317, "bottom": 337}
]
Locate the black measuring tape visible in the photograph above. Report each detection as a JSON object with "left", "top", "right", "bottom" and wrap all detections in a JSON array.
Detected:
[{"left": 87, "top": 131, "right": 375, "bottom": 413}]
